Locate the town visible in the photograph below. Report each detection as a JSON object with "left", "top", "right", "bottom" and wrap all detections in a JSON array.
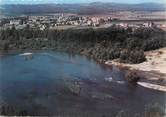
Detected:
[{"left": 1, "top": 13, "right": 166, "bottom": 31}]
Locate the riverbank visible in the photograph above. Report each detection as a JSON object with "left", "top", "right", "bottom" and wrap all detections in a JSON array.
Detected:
[{"left": 105, "top": 48, "right": 166, "bottom": 92}]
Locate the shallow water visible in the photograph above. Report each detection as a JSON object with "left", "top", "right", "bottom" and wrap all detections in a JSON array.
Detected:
[{"left": 0, "top": 52, "right": 165, "bottom": 116}]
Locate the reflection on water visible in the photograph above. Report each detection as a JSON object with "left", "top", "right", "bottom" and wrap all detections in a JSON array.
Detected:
[{"left": 0, "top": 52, "right": 165, "bottom": 116}]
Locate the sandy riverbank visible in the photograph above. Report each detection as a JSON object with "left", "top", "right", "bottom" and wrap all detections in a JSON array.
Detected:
[{"left": 105, "top": 48, "right": 166, "bottom": 92}]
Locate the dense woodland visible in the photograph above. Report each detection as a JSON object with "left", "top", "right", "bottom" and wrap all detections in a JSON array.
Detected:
[{"left": 0, "top": 25, "right": 165, "bottom": 64}]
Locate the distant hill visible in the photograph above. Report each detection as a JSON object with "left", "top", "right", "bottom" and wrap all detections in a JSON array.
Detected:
[{"left": 1, "top": 2, "right": 165, "bottom": 15}]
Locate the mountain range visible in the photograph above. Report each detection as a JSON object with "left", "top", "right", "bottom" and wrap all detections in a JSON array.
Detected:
[{"left": 1, "top": 2, "right": 165, "bottom": 15}]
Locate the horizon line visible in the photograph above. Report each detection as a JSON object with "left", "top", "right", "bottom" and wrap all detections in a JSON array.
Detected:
[{"left": 0, "top": 1, "right": 165, "bottom": 5}]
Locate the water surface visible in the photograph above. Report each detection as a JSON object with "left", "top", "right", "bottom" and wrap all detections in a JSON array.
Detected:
[{"left": 0, "top": 52, "right": 165, "bottom": 116}]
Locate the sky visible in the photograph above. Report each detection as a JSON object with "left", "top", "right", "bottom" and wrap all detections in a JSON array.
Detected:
[{"left": 0, "top": 0, "right": 166, "bottom": 4}]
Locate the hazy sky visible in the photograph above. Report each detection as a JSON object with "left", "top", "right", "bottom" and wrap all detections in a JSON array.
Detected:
[{"left": 0, "top": 0, "right": 166, "bottom": 4}]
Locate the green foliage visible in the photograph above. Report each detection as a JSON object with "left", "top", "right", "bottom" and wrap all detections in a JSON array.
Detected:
[
  {"left": 120, "top": 49, "right": 146, "bottom": 64},
  {"left": 0, "top": 26, "right": 165, "bottom": 64},
  {"left": 125, "top": 70, "right": 140, "bottom": 83}
]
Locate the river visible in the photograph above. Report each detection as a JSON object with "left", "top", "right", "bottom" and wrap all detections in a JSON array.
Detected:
[{"left": 0, "top": 52, "right": 165, "bottom": 116}]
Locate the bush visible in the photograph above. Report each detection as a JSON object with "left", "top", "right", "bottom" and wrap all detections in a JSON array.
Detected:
[
  {"left": 125, "top": 70, "right": 140, "bottom": 83},
  {"left": 120, "top": 49, "right": 146, "bottom": 64},
  {"left": 129, "top": 50, "right": 146, "bottom": 64}
]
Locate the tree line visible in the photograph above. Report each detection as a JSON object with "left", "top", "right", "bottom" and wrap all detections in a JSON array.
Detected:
[{"left": 0, "top": 25, "right": 165, "bottom": 64}]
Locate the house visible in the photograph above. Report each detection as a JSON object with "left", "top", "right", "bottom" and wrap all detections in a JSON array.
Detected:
[{"left": 10, "top": 20, "right": 21, "bottom": 25}]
